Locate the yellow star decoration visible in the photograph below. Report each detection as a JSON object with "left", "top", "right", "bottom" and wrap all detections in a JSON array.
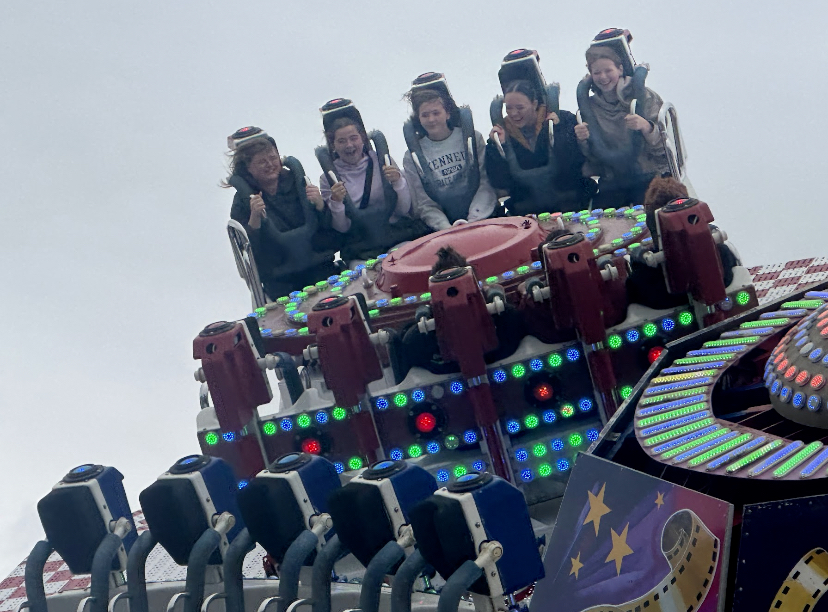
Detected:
[
  {"left": 605, "top": 523, "right": 634, "bottom": 576},
  {"left": 655, "top": 491, "right": 665, "bottom": 509},
  {"left": 570, "top": 552, "right": 584, "bottom": 580},
  {"left": 583, "top": 482, "right": 612, "bottom": 536}
]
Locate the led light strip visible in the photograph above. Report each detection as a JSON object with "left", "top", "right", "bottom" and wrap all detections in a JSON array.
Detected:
[
  {"left": 747, "top": 441, "right": 805, "bottom": 478},
  {"left": 644, "top": 377, "right": 713, "bottom": 395},
  {"left": 640, "top": 412, "right": 711, "bottom": 437},
  {"left": 657, "top": 427, "right": 728, "bottom": 457},
  {"left": 671, "top": 431, "right": 742, "bottom": 464},
  {"left": 772, "top": 442, "right": 824, "bottom": 478},
  {"left": 720, "top": 327, "right": 775, "bottom": 338},
  {"left": 800, "top": 447, "right": 828, "bottom": 478},
  {"left": 703, "top": 336, "right": 760, "bottom": 347},
  {"left": 639, "top": 389, "right": 710, "bottom": 407},
  {"left": 674, "top": 354, "right": 735, "bottom": 365},
  {"left": 740, "top": 318, "right": 790, "bottom": 328},
  {"left": 637, "top": 404, "right": 709, "bottom": 427},
  {"left": 686, "top": 433, "right": 754, "bottom": 466},
  {"left": 651, "top": 426, "right": 724, "bottom": 455},
  {"left": 726, "top": 440, "right": 783, "bottom": 473},
  {"left": 637, "top": 397, "right": 708, "bottom": 417},
  {"left": 705, "top": 437, "right": 767, "bottom": 471},
  {"left": 687, "top": 346, "right": 746, "bottom": 357},
  {"left": 651, "top": 370, "right": 719, "bottom": 384}
]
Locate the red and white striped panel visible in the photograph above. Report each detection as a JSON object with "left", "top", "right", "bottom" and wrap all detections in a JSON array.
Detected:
[{"left": 749, "top": 258, "right": 828, "bottom": 304}]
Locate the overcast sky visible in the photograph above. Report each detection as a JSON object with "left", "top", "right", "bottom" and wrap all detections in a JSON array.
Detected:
[{"left": 2, "top": 1, "right": 826, "bottom": 574}]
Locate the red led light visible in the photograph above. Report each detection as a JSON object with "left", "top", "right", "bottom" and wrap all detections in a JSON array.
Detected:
[
  {"left": 819, "top": 318, "right": 828, "bottom": 328},
  {"left": 777, "top": 359, "right": 789, "bottom": 372},
  {"left": 821, "top": 327, "right": 828, "bottom": 337},
  {"left": 773, "top": 352, "right": 784, "bottom": 364},
  {"left": 301, "top": 438, "right": 321, "bottom": 454},
  {"left": 811, "top": 374, "right": 825, "bottom": 390},
  {"left": 648, "top": 347, "right": 665, "bottom": 364},
  {"left": 533, "top": 382, "right": 554, "bottom": 402},
  {"left": 415, "top": 413, "right": 437, "bottom": 433},
  {"left": 820, "top": 310, "right": 828, "bottom": 319},
  {"left": 784, "top": 366, "right": 798, "bottom": 381},
  {"left": 795, "top": 370, "right": 811, "bottom": 386}
]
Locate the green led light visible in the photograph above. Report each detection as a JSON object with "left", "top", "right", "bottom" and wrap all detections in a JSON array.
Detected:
[
  {"left": 298, "top": 327, "right": 309, "bottom": 336},
  {"left": 643, "top": 323, "right": 658, "bottom": 338},
  {"left": 365, "top": 259, "right": 378, "bottom": 268},
  {"left": 297, "top": 292, "right": 308, "bottom": 300},
  {"left": 735, "top": 291, "right": 751, "bottom": 306},
  {"left": 631, "top": 226, "right": 642, "bottom": 235},
  {"left": 726, "top": 440, "right": 783, "bottom": 473},
  {"left": 569, "top": 433, "right": 583, "bottom": 447},
  {"left": 393, "top": 393, "right": 408, "bottom": 408},
  {"left": 390, "top": 297, "right": 403, "bottom": 306},
  {"left": 511, "top": 364, "right": 527, "bottom": 378},
  {"left": 678, "top": 311, "right": 693, "bottom": 326},
  {"left": 285, "top": 303, "right": 298, "bottom": 312},
  {"left": 486, "top": 276, "right": 498, "bottom": 284},
  {"left": 608, "top": 334, "right": 622, "bottom": 349},
  {"left": 538, "top": 212, "right": 551, "bottom": 221},
  {"left": 628, "top": 242, "right": 641, "bottom": 250},
  {"left": 303, "top": 286, "right": 316, "bottom": 293},
  {"left": 548, "top": 353, "right": 563, "bottom": 367},
  {"left": 277, "top": 296, "right": 290, "bottom": 304},
  {"left": 532, "top": 443, "right": 547, "bottom": 457},
  {"left": 204, "top": 432, "right": 219, "bottom": 446},
  {"left": 525, "top": 415, "right": 539, "bottom": 429},
  {"left": 612, "top": 238, "right": 623, "bottom": 246},
  {"left": 332, "top": 407, "right": 347, "bottom": 421},
  {"left": 623, "top": 209, "right": 634, "bottom": 218},
  {"left": 704, "top": 336, "right": 760, "bottom": 348},
  {"left": 636, "top": 213, "right": 647, "bottom": 222},
  {"left": 773, "top": 442, "right": 823, "bottom": 478},
  {"left": 781, "top": 300, "right": 823, "bottom": 309},
  {"left": 255, "top": 307, "right": 266, "bottom": 316},
  {"left": 349, "top": 457, "right": 363, "bottom": 470},
  {"left": 604, "top": 208, "right": 616, "bottom": 216},
  {"left": 331, "top": 286, "right": 342, "bottom": 294},
  {"left": 315, "top": 281, "right": 329, "bottom": 289},
  {"left": 538, "top": 463, "right": 552, "bottom": 477},
  {"left": 420, "top": 292, "right": 431, "bottom": 301},
  {"left": 636, "top": 403, "right": 708, "bottom": 426},
  {"left": 652, "top": 370, "right": 718, "bottom": 384},
  {"left": 563, "top": 212, "right": 574, "bottom": 219},
  {"left": 741, "top": 318, "right": 789, "bottom": 328},
  {"left": 687, "top": 433, "right": 753, "bottom": 466},
  {"left": 262, "top": 422, "right": 277, "bottom": 436},
  {"left": 660, "top": 427, "right": 727, "bottom": 458},
  {"left": 674, "top": 354, "right": 735, "bottom": 365},
  {"left": 444, "top": 435, "right": 460, "bottom": 450},
  {"left": 561, "top": 404, "right": 575, "bottom": 417},
  {"left": 517, "top": 266, "right": 530, "bottom": 274},
  {"left": 408, "top": 444, "right": 423, "bottom": 458},
  {"left": 619, "top": 386, "right": 633, "bottom": 399},
  {"left": 297, "top": 414, "right": 311, "bottom": 428},
  {"left": 644, "top": 419, "right": 714, "bottom": 446},
  {"left": 640, "top": 390, "right": 709, "bottom": 406},
  {"left": 588, "top": 219, "right": 600, "bottom": 226},
  {"left": 368, "top": 309, "right": 379, "bottom": 318},
  {"left": 454, "top": 465, "right": 467, "bottom": 478}
]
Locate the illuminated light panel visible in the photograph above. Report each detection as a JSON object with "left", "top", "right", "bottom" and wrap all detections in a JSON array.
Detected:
[
  {"left": 561, "top": 404, "right": 575, "bottom": 418},
  {"left": 657, "top": 426, "right": 727, "bottom": 457},
  {"left": 763, "top": 309, "right": 807, "bottom": 319},
  {"left": 781, "top": 300, "right": 824, "bottom": 309},
  {"left": 463, "top": 430, "right": 478, "bottom": 444},
  {"left": 529, "top": 358, "right": 544, "bottom": 371},
  {"left": 334, "top": 462, "right": 345, "bottom": 474},
  {"left": 515, "top": 448, "right": 528, "bottom": 462},
  {"left": 652, "top": 370, "right": 718, "bottom": 384},
  {"left": 726, "top": 440, "right": 784, "bottom": 473},
  {"left": 648, "top": 347, "right": 665, "bottom": 364},
  {"left": 262, "top": 422, "right": 277, "bottom": 436},
  {"left": 662, "top": 318, "right": 676, "bottom": 332},
  {"left": 747, "top": 441, "right": 805, "bottom": 477},
  {"left": 454, "top": 465, "right": 467, "bottom": 478},
  {"left": 541, "top": 409, "right": 557, "bottom": 424},
  {"left": 569, "top": 433, "right": 583, "bottom": 447},
  {"left": 538, "top": 463, "right": 553, "bottom": 477},
  {"left": 637, "top": 396, "right": 708, "bottom": 416},
  {"left": 736, "top": 291, "right": 751, "bottom": 306},
  {"left": 706, "top": 437, "right": 767, "bottom": 471},
  {"left": 551, "top": 438, "right": 565, "bottom": 451},
  {"left": 375, "top": 397, "right": 389, "bottom": 410},
  {"left": 784, "top": 366, "right": 798, "bottom": 381},
  {"left": 619, "top": 386, "right": 634, "bottom": 399},
  {"left": 279, "top": 418, "right": 293, "bottom": 432},
  {"left": 436, "top": 469, "right": 449, "bottom": 482},
  {"left": 204, "top": 432, "right": 219, "bottom": 446},
  {"left": 608, "top": 334, "right": 623, "bottom": 349},
  {"left": 672, "top": 431, "right": 742, "bottom": 464},
  {"left": 626, "top": 329, "right": 640, "bottom": 343},
  {"left": 644, "top": 418, "right": 715, "bottom": 446},
  {"left": 444, "top": 434, "right": 460, "bottom": 450},
  {"left": 773, "top": 442, "right": 823, "bottom": 478},
  {"left": 662, "top": 363, "right": 725, "bottom": 374},
  {"left": 586, "top": 428, "right": 599, "bottom": 442},
  {"left": 640, "top": 411, "right": 711, "bottom": 437},
  {"left": 524, "top": 415, "right": 539, "bottom": 429},
  {"left": 393, "top": 393, "right": 408, "bottom": 408},
  {"left": 223, "top": 432, "right": 235, "bottom": 442},
  {"left": 799, "top": 447, "right": 828, "bottom": 478},
  {"left": 741, "top": 318, "right": 790, "bottom": 328},
  {"left": 640, "top": 389, "right": 708, "bottom": 406},
  {"left": 348, "top": 457, "right": 363, "bottom": 471},
  {"left": 332, "top": 407, "right": 347, "bottom": 420},
  {"left": 792, "top": 392, "right": 805, "bottom": 409},
  {"left": 415, "top": 412, "right": 437, "bottom": 433},
  {"left": 557, "top": 459, "right": 571, "bottom": 471},
  {"left": 390, "top": 448, "right": 403, "bottom": 461},
  {"left": 511, "top": 364, "right": 527, "bottom": 379},
  {"left": 579, "top": 398, "right": 593, "bottom": 412},
  {"left": 450, "top": 381, "right": 464, "bottom": 395},
  {"left": 686, "top": 433, "right": 753, "bottom": 466},
  {"left": 809, "top": 395, "right": 823, "bottom": 412},
  {"left": 297, "top": 414, "right": 311, "bottom": 428},
  {"left": 567, "top": 348, "right": 581, "bottom": 362},
  {"left": 532, "top": 443, "right": 547, "bottom": 457},
  {"left": 637, "top": 403, "right": 708, "bottom": 427},
  {"left": 534, "top": 382, "right": 554, "bottom": 402},
  {"left": 796, "top": 371, "right": 811, "bottom": 386},
  {"left": 301, "top": 438, "right": 321, "bottom": 454},
  {"left": 548, "top": 353, "right": 563, "bottom": 367},
  {"left": 642, "top": 323, "right": 658, "bottom": 337},
  {"left": 408, "top": 444, "right": 423, "bottom": 458},
  {"left": 521, "top": 469, "right": 533, "bottom": 482},
  {"left": 472, "top": 460, "right": 485, "bottom": 471},
  {"left": 675, "top": 354, "right": 734, "bottom": 365},
  {"left": 492, "top": 369, "right": 507, "bottom": 383},
  {"left": 688, "top": 347, "right": 743, "bottom": 356},
  {"left": 704, "top": 336, "right": 760, "bottom": 347},
  {"left": 238, "top": 480, "right": 249, "bottom": 490},
  {"left": 315, "top": 411, "right": 328, "bottom": 424},
  {"left": 506, "top": 420, "right": 520, "bottom": 434},
  {"left": 678, "top": 311, "right": 694, "bottom": 326}
]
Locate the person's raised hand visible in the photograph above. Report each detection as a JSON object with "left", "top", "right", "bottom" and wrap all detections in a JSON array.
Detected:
[
  {"left": 489, "top": 125, "right": 506, "bottom": 143},
  {"left": 305, "top": 179, "right": 324, "bottom": 211},
  {"left": 382, "top": 164, "right": 401, "bottom": 183},
  {"left": 330, "top": 181, "right": 348, "bottom": 203},
  {"left": 574, "top": 122, "right": 590, "bottom": 141},
  {"left": 625, "top": 114, "right": 653, "bottom": 133},
  {"left": 546, "top": 111, "right": 560, "bottom": 125},
  {"left": 248, "top": 193, "right": 266, "bottom": 228}
]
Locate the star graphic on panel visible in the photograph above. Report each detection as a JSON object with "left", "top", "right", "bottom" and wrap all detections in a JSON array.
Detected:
[
  {"left": 605, "top": 523, "right": 634, "bottom": 576},
  {"left": 570, "top": 552, "right": 584, "bottom": 580},
  {"left": 583, "top": 482, "right": 612, "bottom": 536},
  {"left": 655, "top": 491, "right": 665, "bottom": 509}
]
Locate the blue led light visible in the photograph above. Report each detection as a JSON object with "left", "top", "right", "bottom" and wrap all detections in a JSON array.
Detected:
[
  {"left": 531, "top": 261, "right": 543, "bottom": 269},
  {"left": 796, "top": 336, "right": 809, "bottom": 347},
  {"left": 390, "top": 448, "right": 403, "bottom": 461},
  {"left": 764, "top": 309, "right": 807, "bottom": 319},
  {"left": 493, "top": 369, "right": 507, "bottom": 383},
  {"left": 770, "top": 380, "right": 781, "bottom": 395},
  {"left": 316, "top": 411, "right": 328, "bottom": 424},
  {"left": 472, "top": 460, "right": 485, "bottom": 471},
  {"left": 426, "top": 441, "right": 440, "bottom": 454},
  {"left": 515, "top": 448, "right": 528, "bottom": 462},
  {"left": 375, "top": 397, "right": 389, "bottom": 410},
  {"left": 450, "top": 381, "right": 464, "bottom": 395},
  {"left": 280, "top": 418, "right": 293, "bottom": 432},
  {"left": 376, "top": 299, "right": 389, "bottom": 308},
  {"left": 640, "top": 411, "right": 710, "bottom": 436},
  {"left": 412, "top": 389, "right": 426, "bottom": 402},
  {"left": 794, "top": 329, "right": 809, "bottom": 340},
  {"left": 780, "top": 387, "right": 792, "bottom": 403},
  {"left": 355, "top": 264, "right": 366, "bottom": 272},
  {"left": 551, "top": 438, "right": 565, "bottom": 451},
  {"left": 237, "top": 480, "right": 249, "bottom": 489},
  {"left": 706, "top": 437, "right": 766, "bottom": 470},
  {"left": 530, "top": 358, "right": 543, "bottom": 371},
  {"left": 622, "top": 232, "right": 633, "bottom": 239},
  {"left": 651, "top": 425, "right": 721, "bottom": 454},
  {"left": 285, "top": 329, "right": 298, "bottom": 337},
  {"left": 436, "top": 469, "right": 449, "bottom": 482},
  {"left": 800, "top": 447, "right": 828, "bottom": 477},
  {"left": 671, "top": 431, "right": 739, "bottom": 464},
  {"left": 636, "top": 395, "right": 708, "bottom": 416},
  {"left": 543, "top": 410, "right": 557, "bottom": 423},
  {"left": 661, "top": 318, "right": 676, "bottom": 332},
  {"left": 793, "top": 393, "right": 805, "bottom": 409},
  {"left": 502, "top": 271, "right": 515, "bottom": 279},
  {"left": 662, "top": 362, "right": 726, "bottom": 374},
  {"left": 567, "top": 348, "right": 581, "bottom": 362},
  {"left": 579, "top": 398, "right": 593, "bottom": 412},
  {"left": 521, "top": 469, "right": 533, "bottom": 481},
  {"left": 405, "top": 295, "right": 417, "bottom": 304},
  {"left": 810, "top": 349, "right": 824, "bottom": 362},
  {"left": 506, "top": 420, "right": 520, "bottom": 434},
  {"left": 645, "top": 378, "right": 712, "bottom": 395},
  {"left": 327, "top": 275, "right": 340, "bottom": 283},
  {"left": 822, "top": 354, "right": 828, "bottom": 367},
  {"left": 289, "top": 291, "right": 300, "bottom": 298},
  {"left": 749, "top": 441, "right": 805, "bottom": 476},
  {"left": 377, "top": 253, "right": 388, "bottom": 260},
  {"left": 587, "top": 429, "right": 599, "bottom": 442},
  {"left": 557, "top": 459, "right": 570, "bottom": 472},
  {"left": 809, "top": 395, "right": 822, "bottom": 412},
  {"left": 626, "top": 329, "right": 640, "bottom": 343},
  {"left": 463, "top": 430, "right": 478, "bottom": 444},
  {"left": 332, "top": 282, "right": 345, "bottom": 289},
  {"left": 179, "top": 457, "right": 198, "bottom": 466},
  {"left": 290, "top": 297, "right": 302, "bottom": 303},
  {"left": 334, "top": 462, "right": 344, "bottom": 474},
  {"left": 223, "top": 432, "right": 235, "bottom": 442},
  {"left": 722, "top": 328, "right": 772, "bottom": 338},
  {"left": 688, "top": 346, "right": 744, "bottom": 356}
]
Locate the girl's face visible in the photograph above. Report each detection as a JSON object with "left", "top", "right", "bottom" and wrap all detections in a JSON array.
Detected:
[
  {"left": 333, "top": 124, "right": 365, "bottom": 165},
  {"left": 504, "top": 91, "right": 538, "bottom": 129},
  {"left": 590, "top": 58, "right": 624, "bottom": 93},
  {"left": 418, "top": 99, "right": 451, "bottom": 141},
  {"left": 247, "top": 145, "right": 282, "bottom": 185}
]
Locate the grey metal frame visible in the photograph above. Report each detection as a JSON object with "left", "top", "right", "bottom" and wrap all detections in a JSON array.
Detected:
[{"left": 227, "top": 220, "right": 267, "bottom": 310}]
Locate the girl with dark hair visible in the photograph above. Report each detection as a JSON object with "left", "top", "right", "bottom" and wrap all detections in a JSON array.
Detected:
[{"left": 402, "top": 86, "right": 497, "bottom": 231}]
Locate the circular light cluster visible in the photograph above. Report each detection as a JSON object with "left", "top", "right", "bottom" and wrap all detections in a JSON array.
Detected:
[
  {"left": 643, "top": 323, "right": 657, "bottom": 338},
  {"left": 515, "top": 448, "right": 528, "bottom": 462},
  {"left": 530, "top": 358, "right": 544, "bottom": 371},
  {"left": 579, "top": 398, "right": 593, "bottom": 412},
  {"left": 408, "top": 444, "right": 423, "bottom": 458},
  {"left": 301, "top": 438, "right": 321, "bottom": 454},
  {"left": 450, "top": 381, "right": 464, "bottom": 395},
  {"left": 316, "top": 411, "right": 328, "bottom": 424},
  {"left": 648, "top": 347, "right": 665, "bottom": 364},
  {"left": 506, "top": 420, "right": 521, "bottom": 434},
  {"left": 390, "top": 448, "right": 403, "bottom": 461},
  {"left": 548, "top": 353, "right": 563, "bottom": 367},
  {"left": 569, "top": 433, "right": 583, "bottom": 447},
  {"left": 543, "top": 409, "right": 557, "bottom": 423},
  {"left": 436, "top": 469, "right": 449, "bottom": 482},
  {"left": 524, "top": 415, "right": 539, "bottom": 429},
  {"left": 557, "top": 459, "right": 571, "bottom": 471},
  {"left": 812, "top": 374, "right": 826, "bottom": 390},
  {"left": 567, "top": 348, "right": 581, "bottom": 362},
  {"left": 493, "top": 369, "right": 507, "bottom": 383},
  {"left": 394, "top": 393, "right": 408, "bottom": 407},
  {"left": 223, "top": 432, "right": 235, "bottom": 442},
  {"left": 454, "top": 465, "right": 467, "bottom": 478},
  {"left": 736, "top": 291, "right": 751, "bottom": 306},
  {"left": 608, "top": 334, "right": 623, "bottom": 349},
  {"left": 538, "top": 463, "right": 553, "bottom": 477},
  {"left": 334, "top": 462, "right": 345, "bottom": 474},
  {"left": 626, "top": 329, "right": 640, "bottom": 343},
  {"left": 463, "top": 429, "right": 478, "bottom": 444},
  {"left": 349, "top": 457, "right": 363, "bottom": 470},
  {"left": 521, "top": 469, "right": 533, "bottom": 482},
  {"left": 297, "top": 414, "right": 311, "bottom": 428},
  {"left": 204, "top": 432, "right": 219, "bottom": 446},
  {"left": 238, "top": 480, "right": 249, "bottom": 490},
  {"left": 415, "top": 412, "right": 437, "bottom": 433},
  {"left": 280, "top": 418, "right": 293, "bottom": 432},
  {"left": 375, "top": 397, "right": 389, "bottom": 410},
  {"left": 332, "top": 407, "right": 347, "bottom": 420},
  {"left": 619, "top": 385, "right": 633, "bottom": 399},
  {"left": 679, "top": 311, "right": 694, "bottom": 326},
  {"left": 412, "top": 389, "right": 426, "bottom": 402},
  {"left": 472, "top": 460, "right": 485, "bottom": 471},
  {"left": 512, "top": 364, "right": 527, "bottom": 378},
  {"left": 533, "top": 382, "right": 554, "bottom": 402},
  {"left": 661, "top": 317, "right": 676, "bottom": 332},
  {"left": 263, "top": 422, "right": 277, "bottom": 435},
  {"left": 532, "top": 443, "right": 547, "bottom": 457},
  {"left": 444, "top": 434, "right": 460, "bottom": 449},
  {"left": 586, "top": 428, "right": 600, "bottom": 442},
  {"left": 561, "top": 404, "right": 575, "bottom": 418},
  {"left": 551, "top": 438, "right": 565, "bottom": 451}
]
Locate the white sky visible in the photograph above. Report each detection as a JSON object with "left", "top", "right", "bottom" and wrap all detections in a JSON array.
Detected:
[{"left": 2, "top": 0, "right": 827, "bottom": 573}]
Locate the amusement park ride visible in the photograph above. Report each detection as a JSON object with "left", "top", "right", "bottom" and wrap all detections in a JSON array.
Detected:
[{"left": 9, "top": 29, "right": 828, "bottom": 612}]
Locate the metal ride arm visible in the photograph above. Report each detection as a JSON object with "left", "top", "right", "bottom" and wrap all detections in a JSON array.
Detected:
[
  {"left": 657, "top": 102, "right": 688, "bottom": 183},
  {"left": 227, "top": 220, "right": 267, "bottom": 310},
  {"left": 76, "top": 518, "right": 133, "bottom": 612}
]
